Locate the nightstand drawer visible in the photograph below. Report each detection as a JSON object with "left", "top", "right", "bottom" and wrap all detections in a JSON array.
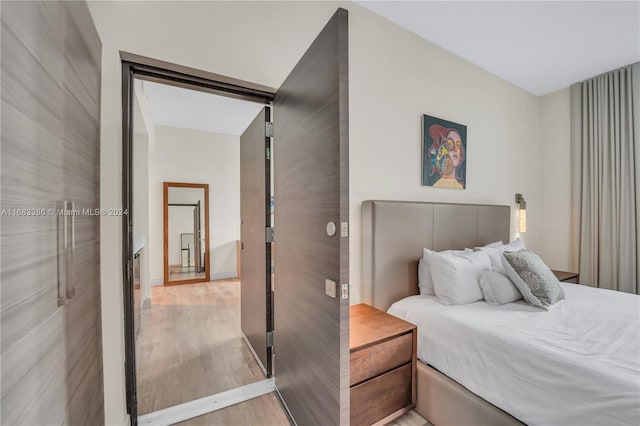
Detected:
[
  {"left": 350, "top": 363, "right": 412, "bottom": 426},
  {"left": 350, "top": 332, "right": 412, "bottom": 386}
]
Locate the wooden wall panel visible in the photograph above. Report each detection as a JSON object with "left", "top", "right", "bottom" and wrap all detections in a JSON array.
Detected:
[
  {"left": 274, "top": 8, "right": 350, "bottom": 425},
  {"left": 1, "top": 1, "right": 103, "bottom": 423}
]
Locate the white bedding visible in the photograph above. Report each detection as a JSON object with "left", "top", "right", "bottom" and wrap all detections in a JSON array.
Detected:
[{"left": 388, "top": 283, "right": 640, "bottom": 425}]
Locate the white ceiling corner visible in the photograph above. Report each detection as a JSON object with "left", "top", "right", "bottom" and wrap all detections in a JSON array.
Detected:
[
  {"left": 357, "top": 1, "right": 640, "bottom": 96},
  {"left": 139, "top": 1, "right": 639, "bottom": 133}
]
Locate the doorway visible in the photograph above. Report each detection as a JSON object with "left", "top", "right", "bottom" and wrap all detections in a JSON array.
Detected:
[
  {"left": 124, "top": 59, "right": 277, "bottom": 425},
  {"left": 122, "top": 7, "right": 350, "bottom": 426}
]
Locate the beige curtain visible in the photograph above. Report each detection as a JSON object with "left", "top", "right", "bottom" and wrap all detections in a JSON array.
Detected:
[{"left": 570, "top": 63, "right": 639, "bottom": 293}]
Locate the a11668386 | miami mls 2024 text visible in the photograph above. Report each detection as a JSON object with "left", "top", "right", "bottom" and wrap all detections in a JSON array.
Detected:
[{"left": 1, "top": 208, "right": 128, "bottom": 217}]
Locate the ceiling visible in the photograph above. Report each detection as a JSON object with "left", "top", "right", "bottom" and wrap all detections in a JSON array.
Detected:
[
  {"left": 357, "top": 1, "right": 640, "bottom": 96},
  {"left": 142, "top": 1, "right": 639, "bottom": 134},
  {"left": 143, "top": 80, "right": 265, "bottom": 136}
]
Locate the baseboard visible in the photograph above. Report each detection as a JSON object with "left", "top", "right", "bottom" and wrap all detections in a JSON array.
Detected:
[
  {"left": 151, "top": 273, "right": 237, "bottom": 285},
  {"left": 150, "top": 278, "right": 164, "bottom": 286},
  {"left": 211, "top": 271, "right": 238, "bottom": 281}
]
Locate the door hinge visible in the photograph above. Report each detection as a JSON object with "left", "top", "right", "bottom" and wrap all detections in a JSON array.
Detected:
[
  {"left": 265, "top": 122, "right": 274, "bottom": 138},
  {"left": 266, "top": 227, "right": 275, "bottom": 243},
  {"left": 267, "top": 331, "right": 274, "bottom": 347},
  {"left": 266, "top": 147, "right": 271, "bottom": 160}
]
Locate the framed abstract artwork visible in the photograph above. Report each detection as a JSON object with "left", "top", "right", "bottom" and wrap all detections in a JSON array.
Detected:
[{"left": 422, "top": 114, "right": 467, "bottom": 189}]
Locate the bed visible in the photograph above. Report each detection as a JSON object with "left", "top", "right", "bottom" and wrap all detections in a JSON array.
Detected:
[{"left": 361, "top": 200, "right": 640, "bottom": 426}]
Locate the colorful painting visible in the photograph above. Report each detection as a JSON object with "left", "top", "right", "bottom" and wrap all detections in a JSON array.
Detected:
[{"left": 422, "top": 114, "right": 467, "bottom": 189}]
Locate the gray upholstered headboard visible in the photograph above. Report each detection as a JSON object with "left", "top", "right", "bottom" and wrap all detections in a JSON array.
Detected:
[{"left": 361, "top": 200, "right": 511, "bottom": 311}]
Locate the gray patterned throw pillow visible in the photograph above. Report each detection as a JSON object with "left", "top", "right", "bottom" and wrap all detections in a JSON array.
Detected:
[{"left": 501, "top": 250, "right": 565, "bottom": 309}]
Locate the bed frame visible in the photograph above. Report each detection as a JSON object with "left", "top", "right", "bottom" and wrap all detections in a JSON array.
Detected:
[{"left": 361, "top": 200, "right": 525, "bottom": 426}]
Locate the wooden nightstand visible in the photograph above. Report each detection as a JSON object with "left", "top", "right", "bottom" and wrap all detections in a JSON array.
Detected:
[
  {"left": 552, "top": 270, "right": 579, "bottom": 283},
  {"left": 350, "top": 304, "right": 416, "bottom": 426}
]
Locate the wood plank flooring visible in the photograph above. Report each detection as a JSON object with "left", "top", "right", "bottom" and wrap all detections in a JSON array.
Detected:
[
  {"left": 136, "top": 279, "right": 265, "bottom": 415},
  {"left": 388, "top": 410, "right": 433, "bottom": 426},
  {"left": 135, "top": 278, "right": 431, "bottom": 425}
]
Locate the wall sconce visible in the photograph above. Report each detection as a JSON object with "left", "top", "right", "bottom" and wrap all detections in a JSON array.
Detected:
[{"left": 515, "top": 193, "right": 526, "bottom": 233}]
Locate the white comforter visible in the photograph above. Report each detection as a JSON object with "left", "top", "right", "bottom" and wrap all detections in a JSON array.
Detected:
[{"left": 388, "top": 283, "right": 640, "bottom": 425}]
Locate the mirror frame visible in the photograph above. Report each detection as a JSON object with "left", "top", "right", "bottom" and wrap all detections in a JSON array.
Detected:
[{"left": 163, "top": 181, "right": 211, "bottom": 285}]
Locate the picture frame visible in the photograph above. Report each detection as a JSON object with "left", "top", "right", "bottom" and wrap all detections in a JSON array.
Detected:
[{"left": 422, "top": 114, "right": 467, "bottom": 189}]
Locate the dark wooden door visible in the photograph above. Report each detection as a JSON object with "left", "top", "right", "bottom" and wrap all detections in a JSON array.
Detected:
[
  {"left": 240, "top": 106, "right": 272, "bottom": 376},
  {"left": 1, "top": 1, "right": 104, "bottom": 424},
  {"left": 273, "top": 8, "right": 350, "bottom": 425}
]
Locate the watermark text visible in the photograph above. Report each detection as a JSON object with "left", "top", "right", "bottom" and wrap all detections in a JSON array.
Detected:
[{"left": 2, "top": 208, "right": 128, "bottom": 217}]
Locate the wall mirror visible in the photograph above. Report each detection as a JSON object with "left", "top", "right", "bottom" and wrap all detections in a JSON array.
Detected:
[{"left": 163, "top": 182, "right": 210, "bottom": 285}]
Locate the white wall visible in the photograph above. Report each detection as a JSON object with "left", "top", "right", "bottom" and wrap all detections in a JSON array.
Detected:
[
  {"left": 149, "top": 126, "right": 240, "bottom": 284},
  {"left": 132, "top": 133, "right": 150, "bottom": 293},
  {"left": 133, "top": 80, "right": 153, "bottom": 303},
  {"left": 539, "top": 87, "right": 572, "bottom": 270},
  {"left": 87, "top": 2, "right": 548, "bottom": 423},
  {"left": 348, "top": 8, "right": 543, "bottom": 301}
]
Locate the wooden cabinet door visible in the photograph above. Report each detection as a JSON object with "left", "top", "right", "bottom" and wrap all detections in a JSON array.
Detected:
[
  {"left": 1, "top": 1, "right": 104, "bottom": 424},
  {"left": 60, "top": 2, "right": 104, "bottom": 423},
  {"left": 273, "top": 8, "right": 350, "bottom": 425}
]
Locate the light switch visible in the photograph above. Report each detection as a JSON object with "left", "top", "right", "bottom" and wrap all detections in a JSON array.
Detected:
[{"left": 325, "top": 279, "right": 337, "bottom": 298}]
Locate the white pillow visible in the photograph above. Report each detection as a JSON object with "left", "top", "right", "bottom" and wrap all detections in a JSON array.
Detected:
[
  {"left": 477, "top": 237, "right": 525, "bottom": 274},
  {"left": 479, "top": 271, "right": 522, "bottom": 305},
  {"left": 418, "top": 248, "right": 472, "bottom": 295},
  {"left": 430, "top": 251, "right": 491, "bottom": 305},
  {"left": 502, "top": 237, "right": 525, "bottom": 252},
  {"left": 475, "top": 241, "right": 503, "bottom": 249}
]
